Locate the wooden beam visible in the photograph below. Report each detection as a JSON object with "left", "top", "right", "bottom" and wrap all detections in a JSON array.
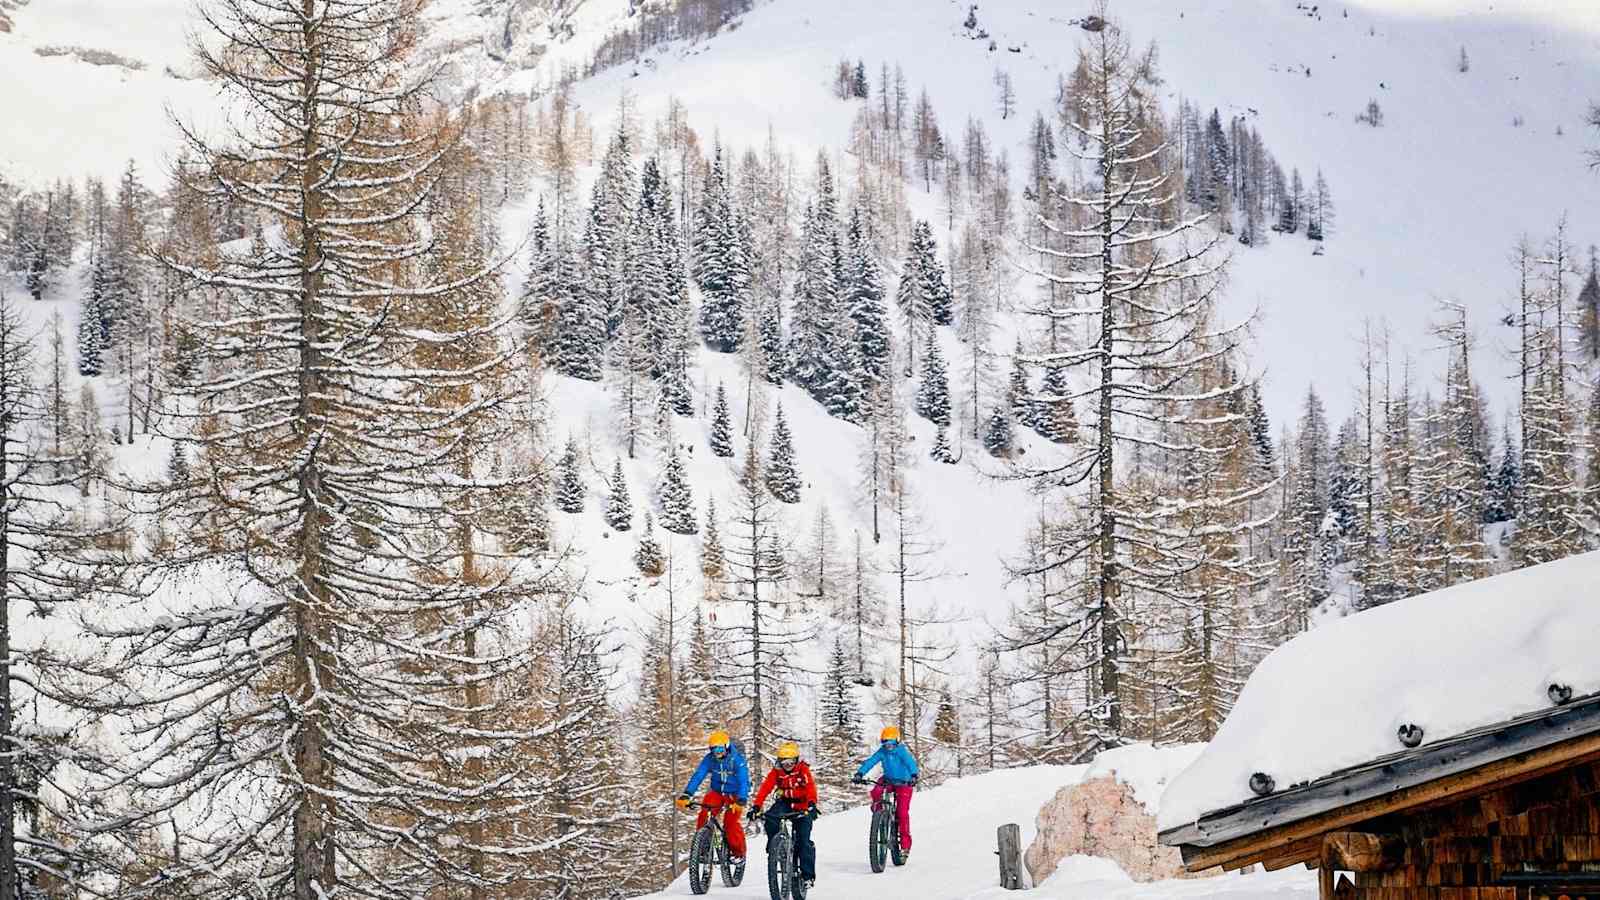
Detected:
[
  {"left": 1323, "top": 831, "right": 1404, "bottom": 872},
  {"left": 1178, "top": 733, "right": 1600, "bottom": 872}
]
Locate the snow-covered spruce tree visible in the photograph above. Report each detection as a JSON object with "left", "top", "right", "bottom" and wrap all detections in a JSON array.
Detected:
[
  {"left": 765, "top": 403, "right": 802, "bottom": 503},
  {"left": 76, "top": 7, "right": 571, "bottom": 894},
  {"left": 702, "top": 496, "right": 726, "bottom": 582},
  {"left": 1284, "top": 386, "right": 1332, "bottom": 605},
  {"left": 816, "top": 637, "right": 864, "bottom": 808},
  {"left": 586, "top": 122, "right": 637, "bottom": 340},
  {"left": 895, "top": 219, "right": 953, "bottom": 374},
  {"left": 0, "top": 294, "right": 122, "bottom": 900},
  {"left": 658, "top": 446, "right": 698, "bottom": 535},
  {"left": 552, "top": 245, "right": 606, "bottom": 380},
  {"left": 930, "top": 426, "right": 955, "bottom": 464},
  {"left": 1012, "top": 15, "right": 1248, "bottom": 748},
  {"left": 914, "top": 327, "right": 952, "bottom": 427},
  {"left": 709, "top": 382, "right": 735, "bottom": 458},
  {"left": 76, "top": 262, "right": 106, "bottom": 377},
  {"left": 556, "top": 437, "right": 587, "bottom": 513},
  {"left": 519, "top": 198, "right": 559, "bottom": 354},
  {"left": 982, "top": 407, "right": 1014, "bottom": 457},
  {"left": 695, "top": 143, "right": 749, "bottom": 353},
  {"left": 606, "top": 458, "right": 634, "bottom": 531},
  {"left": 787, "top": 194, "right": 848, "bottom": 412},
  {"left": 636, "top": 512, "right": 666, "bottom": 576},
  {"left": 1006, "top": 340, "right": 1032, "bottom": 428},
  {"left": 844, "top": 206, "right": 892, "bottom": 394},
  {"left": 757, "top": 290, "right": 787, "bottom": 386},
  {"left": 1035, "top": 362, "right": 1080, "bottom": 443}
]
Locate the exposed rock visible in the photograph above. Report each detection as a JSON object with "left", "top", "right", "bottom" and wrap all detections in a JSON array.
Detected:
[{"left": 1024, "top": 744, "right": 1216, "bottom": 885}]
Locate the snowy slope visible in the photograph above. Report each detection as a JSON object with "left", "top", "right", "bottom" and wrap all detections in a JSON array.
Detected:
[
  {"left": 510, "top": 0, "right": 1600, "bottom": 424},
  {"left": 1159, "top": 549, "right": 1600, "bottom": 830},
  {"left": 637, "top": 765, "right": 1314, "bottom": 899},
  {"left": 7, "top": 0, "right": 1599, "bottom": 417}
]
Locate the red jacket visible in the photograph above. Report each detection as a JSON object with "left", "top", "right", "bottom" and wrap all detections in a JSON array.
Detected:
[{"left": 754, "top": 761, "right": 818, "bottom": 811}]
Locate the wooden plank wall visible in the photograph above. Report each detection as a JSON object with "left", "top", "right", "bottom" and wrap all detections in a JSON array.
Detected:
[{"left": 1341, "top": 760, "right": 1600, "bottom": 899}]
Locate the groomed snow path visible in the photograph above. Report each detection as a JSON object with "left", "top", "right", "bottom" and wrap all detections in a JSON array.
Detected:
[{"left": 638, "top": 767, "right": 1313, "bottom": 899}]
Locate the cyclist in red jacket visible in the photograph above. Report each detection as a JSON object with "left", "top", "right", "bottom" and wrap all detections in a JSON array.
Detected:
[{"left": 748, "top": 741, "right": 819, "bottom": 888}]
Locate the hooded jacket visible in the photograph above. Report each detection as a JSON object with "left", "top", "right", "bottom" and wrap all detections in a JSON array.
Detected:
[
  {"left": 754, "top": 760, "right": 819, "bottom": 812},
  {"left": 855, "top": 742, "right": 919, "bottom": 784},
  {"left": 685, "top": 743, "right": 751, "bottom": 801}
]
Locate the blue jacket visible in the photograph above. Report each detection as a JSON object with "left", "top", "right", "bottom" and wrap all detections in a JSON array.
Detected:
[
  {"left": 856, "top": 742, "right": 919, "bottom": 784},
  {"left": 685, "top": 744, "right": 751, "bottom": 801}
]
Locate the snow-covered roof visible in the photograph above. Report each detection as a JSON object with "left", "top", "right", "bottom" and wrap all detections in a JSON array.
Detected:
[{"left": 1158, "top": 552, "right": 1600, "bottom": 832}]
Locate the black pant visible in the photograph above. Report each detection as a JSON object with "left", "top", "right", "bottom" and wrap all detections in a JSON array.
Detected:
[{"left": 764, "top": 799, "right": 816, "bottom": 879}]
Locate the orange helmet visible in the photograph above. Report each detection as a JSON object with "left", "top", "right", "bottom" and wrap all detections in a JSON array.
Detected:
[
  {"left": 879, "top": 726, "right": 901, "bottom": 742},
  {"left": 776, "top": 741, "right": 800, "bottom": 760},
  {"left": 708, "top": 730, "right": 731, "bottom": 753}
]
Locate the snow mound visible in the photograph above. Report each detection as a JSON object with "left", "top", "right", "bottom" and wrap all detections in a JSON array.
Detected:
[
  {"left": 1159, "top": 551, "right": 1600, "bottom": 831},
  {"left": 1085, "top": 743, "right": 1206, "bottom": 816}
]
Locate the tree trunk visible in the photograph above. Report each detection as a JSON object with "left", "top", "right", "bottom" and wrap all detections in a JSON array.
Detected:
[{"left": 292, "top": 4, "right": 337, "bottom": 894}]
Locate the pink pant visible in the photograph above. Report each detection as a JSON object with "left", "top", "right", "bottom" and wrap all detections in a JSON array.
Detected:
[{"left": 870, "top": 780, "right": 914, "bottom": 850}]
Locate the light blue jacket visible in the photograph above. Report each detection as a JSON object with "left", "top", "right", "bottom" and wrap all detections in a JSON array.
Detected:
[
  {"left": 856, "top": 742, "right": 919, "bottom": 784},
  {"left": 685, "top": 744, "right": 751, "bottom": 801}
]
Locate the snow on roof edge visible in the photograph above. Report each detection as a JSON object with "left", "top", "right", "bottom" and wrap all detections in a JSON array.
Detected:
[{"left": 1158, "top": 551, "right": 1600, "bottom": 831}]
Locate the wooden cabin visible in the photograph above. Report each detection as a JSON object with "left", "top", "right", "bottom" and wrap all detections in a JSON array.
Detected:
[
  {"left": 1160, "top": 692, "right": 1600, "bottom": 898},
  {"left": 1157, "top": 553, "right": 1600, "bottom": 899}
]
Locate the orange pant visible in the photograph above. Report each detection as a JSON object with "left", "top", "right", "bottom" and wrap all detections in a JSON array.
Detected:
[{"left": 695, "top": 790, "right": 747, "bottom": 858}]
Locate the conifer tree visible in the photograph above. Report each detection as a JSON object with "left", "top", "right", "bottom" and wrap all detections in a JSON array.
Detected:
[
  {"left": 787, "top": 198, "right": 846, "bottom": 408},
  {"left": 606, "top": 458, "right": 634, "bottom": 531},
  {"left": 817, "top": 637, "right": 864, "bottom": 807},
  {"left": 719, "top": 449, "right": 804, "bottom": 778},
  {"left": 90, "top": 6, "right": 566, "bottom": 895},
  {"left": 553, "top": 249, "right": 607, "bottom": 380},
  {"left": 659, "top": 446, "right": 698, "bottom": 534},
  {"left": 76, "top": 267, "right": 105, "bottom": 377},
  {"left": 695, "top": 144, "right": 749, "bottom": 353},
  {"left": 757, "top": 291, "right": 787, "bottom": 385},
  {"left": 557, "top": 438, "right": 586, "bottom": 513},
  {"left": 896, "top": 220, "right": 953, "bottom": 373},
  {"left": 983, "top": 408, "right": 1014, "bottom": 457},
  {"left": 710, "top": 382, "right": 735, "bottom": 457},
  {"left": 766, "top": 403, "right": 802, "bottom": 503},
  {"left": 844, "top": 207, "right": 892, "bottom": 392},
  {"left": 636, "top": 512, "right": 666, "bottom": 575},
  {"left": 519, "top": 198, "right": 559, "bottom": 353},
  {"left": 930, "top": 426, "right": 955, "bottom": 464},
  {"left": 702, "top": 497, "right": 726, "bottom": 581},
  {"left": 1034, "top": 363, "right": 1080, "bottom": 443},
  {"left": 526, "top": 601, "right": 642, "bottom": 898},
  {"left": 0, "top": 294, "right": 117, "bottom": 900},
  {"left": 1014, "top": 15, "right": 1248, "bottom": 747},
  {"left": 1006, "top": 342, "right": 1032, "bottom": 428},
  {"left": 915, "top": 328, "right": 951, "bottom": 426}
]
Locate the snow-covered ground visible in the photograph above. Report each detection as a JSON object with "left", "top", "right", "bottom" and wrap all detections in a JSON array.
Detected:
[
  {"left": 639, "top": 765, "right": 1314, "bottom": 900},
  {"left": 1160, "top": 549, "right": 1600, "bottom": 830}
]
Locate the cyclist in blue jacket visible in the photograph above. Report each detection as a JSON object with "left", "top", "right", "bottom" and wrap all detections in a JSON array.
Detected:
[
  {"left": 852, "top": 725, "right": 920, "bottom": 857},
  {"left": 676, "top": 730, "right": 751, "bottom": 863}
]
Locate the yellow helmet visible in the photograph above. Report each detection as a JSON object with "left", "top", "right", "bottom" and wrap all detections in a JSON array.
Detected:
[
  {"left": 880, "top": 726, "right": 901, "bottom": 742},
  {"left": 708, "top": 730, "right": 731, "bottom": 751},
  {"left": 776, "top": 741, "right": 800, "bottom": 760}
]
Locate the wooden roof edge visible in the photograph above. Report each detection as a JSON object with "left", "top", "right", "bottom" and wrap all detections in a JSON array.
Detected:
[{"left": 1158, "top": 694, "right": 1600, "bottom": 872}]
